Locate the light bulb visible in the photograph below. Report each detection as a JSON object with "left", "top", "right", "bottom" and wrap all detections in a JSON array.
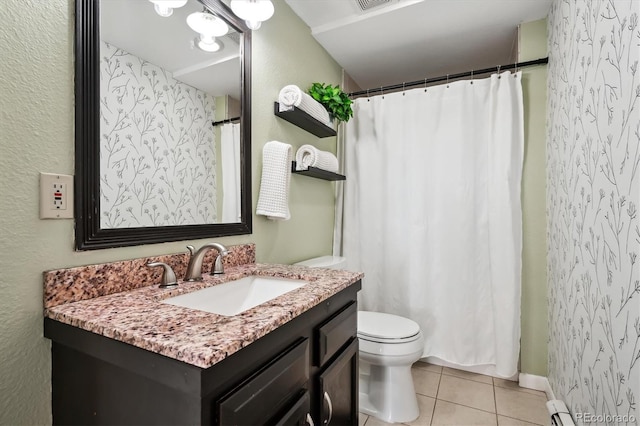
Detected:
[
  {"left": 230, "top": 0, "right": 274, "bottom": 29},
  {"left": 153, "top": 4, "right": 172, "bottom": 17},
  {"left": 196, "top": 35, "right": 222, "bottom": 52},
  {"left": 148, "top": 0, "right": 188, "bottom": 17},
  {"left": 187, "top": 11, "right": 229, "bottom": 36},
  {"left": 245, "top": 20, "right": 261, "bottom": 30}
]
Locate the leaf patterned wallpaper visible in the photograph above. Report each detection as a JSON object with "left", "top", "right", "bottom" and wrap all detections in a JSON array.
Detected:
[
  {"left": 100, "top": 41, "right": 218, "bottom": 228},
  {"left": 547, "top": 0, "right": 639, "bottom": 423}
]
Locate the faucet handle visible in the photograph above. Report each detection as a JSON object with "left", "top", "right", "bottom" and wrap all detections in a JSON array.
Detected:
[
  {"left": 211, "top": 247, "right": 230, "bottom": 275},
  {"left": 147, "top": 262, "right": 178, "bottom": 288}
]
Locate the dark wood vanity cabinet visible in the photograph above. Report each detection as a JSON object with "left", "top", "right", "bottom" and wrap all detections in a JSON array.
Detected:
[
  {"left": 318, "top": 339, "right": 359, "bottom": 426},
  {"left": 44, "top": 281, "right": 361, "bottom": 426}
]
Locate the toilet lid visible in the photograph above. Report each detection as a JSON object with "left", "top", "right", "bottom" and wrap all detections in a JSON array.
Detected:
[{"left": 358, "top": 311, "right": 421, "bottom": 341}]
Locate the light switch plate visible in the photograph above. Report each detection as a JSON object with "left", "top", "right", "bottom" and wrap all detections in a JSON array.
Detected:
[{"left": 40, "top": 173, "right": 74, "bottom": 219}]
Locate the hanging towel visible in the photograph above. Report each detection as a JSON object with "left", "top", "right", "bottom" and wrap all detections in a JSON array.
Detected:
[
  {"left": 256, "top": 141, "right": 293, "bottom": 220},
  {"left": 295, "top": 144, "right": 339, "bottom": 173},
  {"left": 278, "top": 85, "right": 332, "bottom": 127}
]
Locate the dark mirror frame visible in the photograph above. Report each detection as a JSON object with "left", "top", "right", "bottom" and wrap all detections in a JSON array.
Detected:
[{"left": 74, "top": 0, "right": 252, "bottom": 250}]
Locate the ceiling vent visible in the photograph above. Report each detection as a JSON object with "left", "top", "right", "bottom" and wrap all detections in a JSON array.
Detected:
[{"left": 354, "top": 0, "right": 393, "bottom": 12}]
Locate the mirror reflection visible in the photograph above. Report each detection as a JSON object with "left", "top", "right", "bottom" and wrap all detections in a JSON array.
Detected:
[{"left": 99, "top": 0, "right": 242, "bottom": 228}]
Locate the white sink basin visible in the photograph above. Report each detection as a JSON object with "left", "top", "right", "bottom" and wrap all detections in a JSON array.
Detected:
[{"left": 162, "top": 276, "right": 308, "bottom": 316}]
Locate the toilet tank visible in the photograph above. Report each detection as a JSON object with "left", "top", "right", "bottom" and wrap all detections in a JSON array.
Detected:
[{"left": 294, "top": 255, "right": 347, "bottom": 269}]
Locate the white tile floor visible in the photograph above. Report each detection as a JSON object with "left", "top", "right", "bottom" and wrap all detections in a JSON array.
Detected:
[{"left": 359, "top": 362, "right": 549, "bottom": 426}]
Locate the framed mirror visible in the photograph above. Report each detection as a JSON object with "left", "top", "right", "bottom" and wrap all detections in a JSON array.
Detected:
[{"left": 75, "top": 0, "right": 252, "bottom": 250}]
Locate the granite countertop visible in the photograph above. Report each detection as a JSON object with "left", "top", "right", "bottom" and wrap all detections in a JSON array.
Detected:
[{"left": 45, "top": 263, "right": 363, "bottom": 369}]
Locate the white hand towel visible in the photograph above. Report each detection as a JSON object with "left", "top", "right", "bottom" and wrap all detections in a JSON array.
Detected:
[
  {"left": 278, "top": 85, "right": 332, "bottom": 127},
  {"left": 256, "top": 141, "right": 293, "bottom": 220},
  {"left": 295, "top": 145, "right": 339, "bottom": 173},
  {"left": 278, "top": 85, "right": 304, "bottom": 107}
]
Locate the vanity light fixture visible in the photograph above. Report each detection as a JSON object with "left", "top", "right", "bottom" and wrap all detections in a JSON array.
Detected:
[
  {"left": 230, "top": 0, "right": 274, "bottom": 30},
  {"left": 187, "top": 11, "right": 230, "bottom": 37},
  {"left": 148, "top": 0, "right": 188, "bottom": 17},
  {"left": 195, "top": 35, "right": 224, "bottom": 52}
]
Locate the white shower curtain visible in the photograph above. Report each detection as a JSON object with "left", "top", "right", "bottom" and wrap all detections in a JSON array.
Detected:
[
  {"left": 341, "top": 72, "right": 524, "bottom": 377},
  {"left": 221, "top": 123, "right": 241, "bottom": 223}
]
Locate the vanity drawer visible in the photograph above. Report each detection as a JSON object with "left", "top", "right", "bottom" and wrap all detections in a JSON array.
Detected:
[
  {"left": 273, "top": 390, "right": 311, "bottom": 426},
  {"left": 217, "top": 338, "right": 309, "bottom": 425},
  {"left": 315, "top": 302, "right": 357, "bottom": 366}
]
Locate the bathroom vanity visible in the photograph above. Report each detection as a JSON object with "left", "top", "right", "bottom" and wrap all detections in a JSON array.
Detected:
[{"left": 43, "top": 245, "right": 362, "bottom": 425}]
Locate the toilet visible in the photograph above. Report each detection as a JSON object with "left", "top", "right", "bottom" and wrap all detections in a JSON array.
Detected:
[{"left": 295, "top": 256, "right": 425, "bottom": 424}]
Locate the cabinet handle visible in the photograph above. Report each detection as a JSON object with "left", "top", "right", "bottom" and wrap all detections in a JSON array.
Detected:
[
  {"left": 306, "top": 413, "right": 314, "bottom": 426},
  {"left": 323, "top": 392, "right": 333, "bottom": 425}
]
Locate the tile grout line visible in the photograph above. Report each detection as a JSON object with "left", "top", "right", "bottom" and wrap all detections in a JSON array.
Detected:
[
  {"left": 436, "top": 373, "right": 498, "bottom": 414},
  {"left": 441, "top": 371, "right": 495, "bottom": 385},
  {"left": 493, "top": 379, "right": 499, "bottom": 426},
  {"left": 364, "top": 366, "right": 547, "bottom": 425},
  {"left": 435, "top": 397, "right": 501, "bottom": 417},
  {"left": 498, "top": 413, "right": 544, "bottom": 426},
  {"left": 431, "top": 371, "right": 443, "bottom": 425},
  {"left": 432, "top": 373, "right": 503, "bottom": 423}
]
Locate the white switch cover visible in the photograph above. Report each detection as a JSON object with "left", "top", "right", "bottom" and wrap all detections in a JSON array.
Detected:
[{"left": 40, "top": 173, "right": 74, "bottom": 219}]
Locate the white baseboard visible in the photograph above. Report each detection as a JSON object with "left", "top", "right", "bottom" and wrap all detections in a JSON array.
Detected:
[{"left": 519, "top": 373, "right": 555, "bottom": 400}]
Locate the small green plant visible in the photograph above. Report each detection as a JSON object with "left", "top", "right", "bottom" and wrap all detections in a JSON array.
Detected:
[{"left": 308, "top": 83, "right": 353, "bottom": 123}]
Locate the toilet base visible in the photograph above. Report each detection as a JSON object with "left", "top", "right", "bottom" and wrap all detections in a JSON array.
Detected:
[{"left": 359, "top": 361, "right": 420, "bottom": 423}]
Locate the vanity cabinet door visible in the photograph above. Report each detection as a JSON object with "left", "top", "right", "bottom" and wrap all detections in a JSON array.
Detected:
[
  {"left": 315, "top": 302, "right": 357, "bottom": 366},
  {"left": 273, "top": 391, "right": 312, "bottom": 426},
  {"left": 317, "top": 338, "right": 358, "bottom": 426},
  {"left": 217, "top": 338, "right": 309, "bottom": 426}
]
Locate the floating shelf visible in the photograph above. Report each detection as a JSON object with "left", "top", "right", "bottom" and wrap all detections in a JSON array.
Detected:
[
  {"left": 274, "top": 102, "right": 337, "bottom": 138},
  {"left": 291, "top": 161, "right": 345, "bottom": 181}
]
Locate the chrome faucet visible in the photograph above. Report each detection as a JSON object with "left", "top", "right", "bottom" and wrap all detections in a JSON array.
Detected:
[
  {"left": 210, "top": 244, "right": 230, "bottom": 275},
  {"left": 146, "top": 261, "right": 178, "bottom": 288},
  {"left": 184, "top": 243, "right": 229, "bottom": 281}
]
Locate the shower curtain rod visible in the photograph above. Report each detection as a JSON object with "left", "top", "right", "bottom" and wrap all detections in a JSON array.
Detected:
[
  {"left": 348, "top": 57, "right": 549, "bottom": 97},
  {"left": 211, "top": 117, "right": 240, "bottom": 127}
]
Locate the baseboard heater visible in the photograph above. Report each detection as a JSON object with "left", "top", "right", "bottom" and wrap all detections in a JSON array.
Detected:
[{"left": 547, "top": 400, "right": 575, "bottom": 426}]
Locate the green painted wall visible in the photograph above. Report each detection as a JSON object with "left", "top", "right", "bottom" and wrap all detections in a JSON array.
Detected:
[
  {"left": 0, "top": 0, "right": 341, "bottom": 422},
  {"left": 518, "top": 19, "right": 548, "bottom": 377},
  {"left": 250, "top": 2, "right": 341, "bottom": 263}
]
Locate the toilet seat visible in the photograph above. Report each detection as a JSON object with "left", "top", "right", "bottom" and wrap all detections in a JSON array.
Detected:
[
  {"left": 358, "top": 311, "right": 421, "bottom": 343},
  {"left": 359, "top": 333, "right": 421, "bottom": 344}
]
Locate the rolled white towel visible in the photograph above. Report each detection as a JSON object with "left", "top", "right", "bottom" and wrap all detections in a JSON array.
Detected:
[
  {"left": 278, "top": 85, "right": 303, "bottom": 107},
  {"left": 295, "top": 144, "right": 339, "bottom": 173},
  {"left": 278, "top": 85, "right": 332, "bottom": 127},
  {"left": 257, "top": 141, "right": 293, "bottom": 220}
]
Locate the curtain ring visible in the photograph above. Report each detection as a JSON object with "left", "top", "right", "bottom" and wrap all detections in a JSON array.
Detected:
[
  {"left": 402, "top": 82, "right": 406, "bottom": 96},
  {"left": 446, "top": 74, "right": 449, "bottom": 88},
  {"left": 366, "top": 88, "right": 370, "bottom": 102},
  {"left": 470, "top": 70, "right": 474, "bottom": 85},
  {"left": 424, "top": 77, "right": 427, "bottom": 92},
  {"left": 497, "top": 65, "right": 501, "bottom": 78},
  {"left": 381, "top": 86, "right": 384, "bottom": 99}
]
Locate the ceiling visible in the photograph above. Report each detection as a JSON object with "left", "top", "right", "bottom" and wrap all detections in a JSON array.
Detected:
[
  {"left": 101, "top": 0, "right": 241, "bottom": 98},
  {"left": 284, "top": 0, "right": 552, "bottom": 91}
]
